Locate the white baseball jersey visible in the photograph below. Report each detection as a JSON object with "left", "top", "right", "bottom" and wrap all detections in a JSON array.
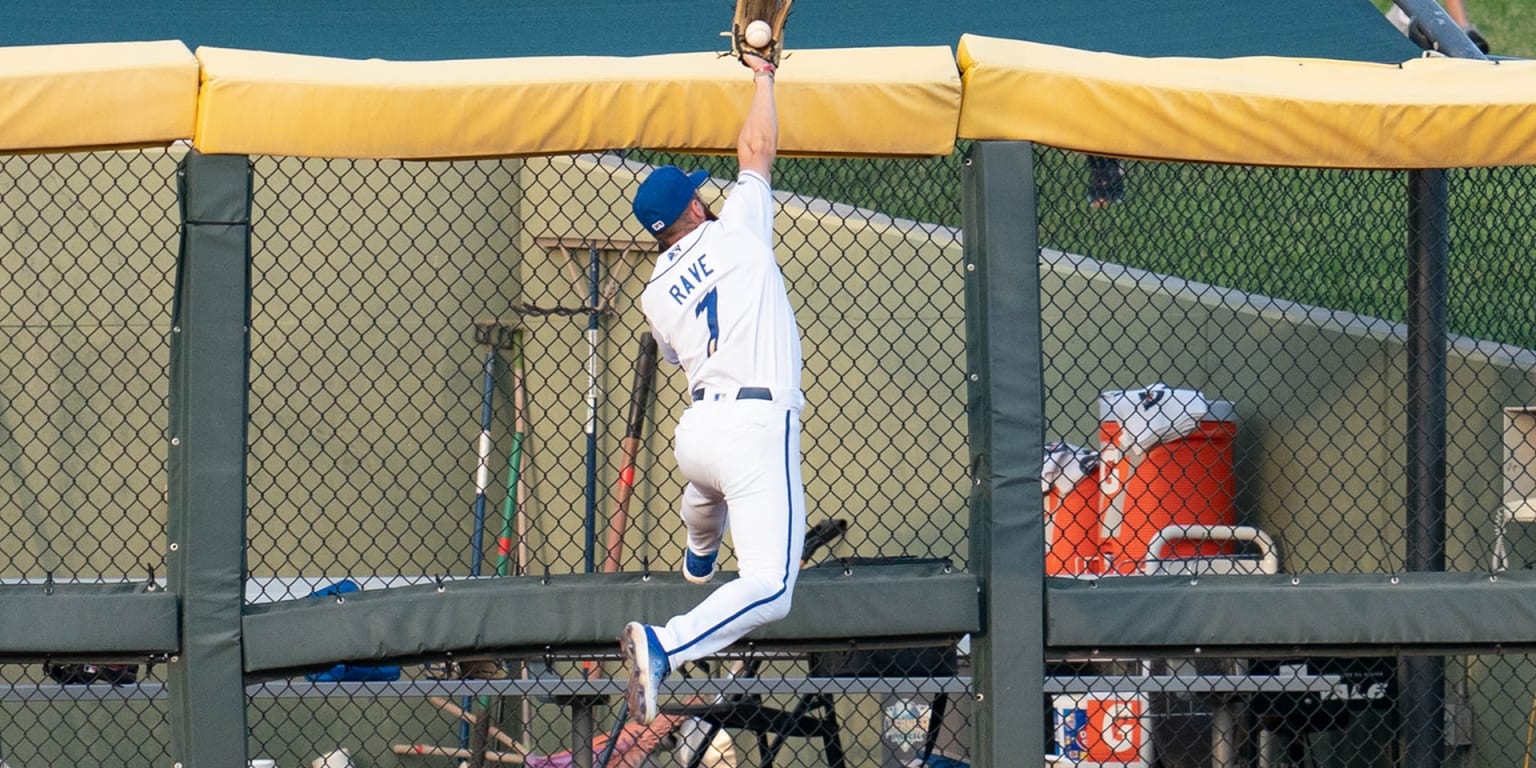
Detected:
[{"left": 641, "top": 170, "right": 803, "bottom": 407}]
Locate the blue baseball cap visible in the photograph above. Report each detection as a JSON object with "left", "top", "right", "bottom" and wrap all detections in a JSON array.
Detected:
[{"left": 632, "top": 166, "right": 709, "bottom": 234}]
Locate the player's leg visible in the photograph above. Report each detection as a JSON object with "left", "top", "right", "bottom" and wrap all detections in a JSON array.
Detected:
[
  {"left": 656, "top": 404, "right": 806, "bottom": 667},
  {"left": 622, "top": 404, "right": 805, "bottom": 724},
  {"left": 680, "top": 481, "right": 728, "bottom": 583}
]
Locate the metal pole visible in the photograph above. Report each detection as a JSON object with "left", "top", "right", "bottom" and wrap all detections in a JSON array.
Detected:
[
  {"left": 1401, "top": 167, "right": 1450, "bottom": 768},
  {"left": 1388, "top": 0, "right": 1489, "bottom": 59},
  {"left": 571, "top": 701, "right": 595, "bottom": 768},
  {"left": 1393, "top": 6, "right": 1482, "bottom": 764},
  {"left": 461, "top": 324, "right": 500, "bottom": 748},
  {"left": 1405, "top": 167, "right": 1449, "bottom": 582}
]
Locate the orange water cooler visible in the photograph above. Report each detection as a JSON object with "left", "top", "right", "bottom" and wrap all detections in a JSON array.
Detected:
[
  {"left": 1097, "top": 392, "right": 1237, "bottom": 575},
  {"left": 1045, "top": 472, "right": 1103, "bottom": 576}
]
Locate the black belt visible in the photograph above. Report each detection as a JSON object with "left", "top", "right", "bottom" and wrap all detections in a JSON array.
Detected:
[{"left": 692, "top": 387, "right": 773, "bottom": 402}]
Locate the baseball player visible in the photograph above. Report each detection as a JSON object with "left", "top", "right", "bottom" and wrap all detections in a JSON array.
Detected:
[{"left": 619, "top": 51, "right": 806, "bottom": 726}]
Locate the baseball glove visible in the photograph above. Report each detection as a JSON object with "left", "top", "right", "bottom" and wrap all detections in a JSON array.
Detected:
[{"left": 729, "top": 0, "right": 792, "bottom": 67}]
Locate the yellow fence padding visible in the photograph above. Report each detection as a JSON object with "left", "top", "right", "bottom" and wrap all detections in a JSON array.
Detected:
[
  {"left": 957, "top": 34, "right": 1536, "bottom": 169},
  {"left": 0, "top": 41, "right": 198, "bottom": 153},
  {"left": 194, "top": 46, "right": 961, "bottom": 159}
]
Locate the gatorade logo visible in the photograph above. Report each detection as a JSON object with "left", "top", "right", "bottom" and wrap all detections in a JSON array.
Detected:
[
  {"left": 1054, "top": 696, "right": 1147, "bottom": 764},
  {"left": 1089, "top": 700, "right": 1144, "bottom": 759}
]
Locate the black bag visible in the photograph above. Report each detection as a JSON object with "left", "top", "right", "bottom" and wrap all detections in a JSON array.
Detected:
[{"left": 43, "top": 661, "right": 139, "bottom": 686}]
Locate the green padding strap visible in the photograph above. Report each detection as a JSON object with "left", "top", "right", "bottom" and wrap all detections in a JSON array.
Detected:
[
  {"left": 243, "top": 562, "right": 979, "bottom": 675},
  {"left": 0, "top": 584, "right": 178, "bottom": 655},
  {"left": 1048, "top": 571, "right": 1536, "bottom": 651}
]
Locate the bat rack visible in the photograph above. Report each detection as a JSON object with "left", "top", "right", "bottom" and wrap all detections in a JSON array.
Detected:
[{"left": 533, "top": 234, "right": 648, "bottom": 317}]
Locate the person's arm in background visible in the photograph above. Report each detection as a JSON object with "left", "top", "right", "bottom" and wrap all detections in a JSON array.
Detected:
[
  {"left": 1441, "top": 0, "right": 1470, "bottom": 27},
  {"left": 737, "top": 53, "right": 778, "bottom": 184}
]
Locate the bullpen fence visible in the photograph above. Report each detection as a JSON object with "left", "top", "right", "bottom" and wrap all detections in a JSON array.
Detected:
[
  {"left": 243, "top": 150, "right": 969, "bottom": 592},
  {"left": 1, "top": 139, "right": 1535, "bottom": 767}
]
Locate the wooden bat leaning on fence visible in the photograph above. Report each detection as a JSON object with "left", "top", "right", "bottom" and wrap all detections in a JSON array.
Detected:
[
  {"left": 425, "top": 695, "right": 530, "bottom": 756},
  {"left": 602, "top": 332, "right": 659, "bottom": 575},
  {"left": 390, "top": 743, "right": 524, "bottom": 764}
]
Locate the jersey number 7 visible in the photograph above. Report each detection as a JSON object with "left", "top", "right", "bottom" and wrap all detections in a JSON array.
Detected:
[{"left": 695, "top": 287, "right": 720, "bottom": 357}]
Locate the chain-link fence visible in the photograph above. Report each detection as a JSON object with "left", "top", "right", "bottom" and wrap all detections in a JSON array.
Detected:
[
  {"left": 234, "top": 150, "right": 971, "bottom": 766},
  {"left": 1040, "top": 651, "right": 1536, "bottom": 768},
  {"left": 5, "top": 134, "right": 1536, "bottom": 767},
  {"left": 0, "top": 662, "right": 171, "bottom": 768},
  {"left": 244, "top": 151, "right": 969, "bottom": 592},
  {"left": 243, "top": 653, "right": 971, "bottom": 768},
  {"left": 0, "top": 149, "right": 178, "bottom": 585},
  {"left": 1033, "top": 146, "right": 1536, "bottom": 579},
  {"left": 0, "top": 149, "right": 176, "bottom": 768},
  {"left": 1033, "top": 146, "right": 1536, "bottom": 768}
]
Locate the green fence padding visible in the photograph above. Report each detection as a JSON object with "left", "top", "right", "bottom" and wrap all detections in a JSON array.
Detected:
[
  {"left": 242, "top": 562, "right": 979, "bottom": 675},
  {"left": 0, "top": 584, "right": 177, "bottom": 656},
  {"left": 166, "top": 149, "right": 253, "bottom": 767},
  {"left": 963, "top": 140, "right": 1047, "bottom": 768},
  {"left": 1047, "top": 571, "right": 1536, "bottom": 651}
]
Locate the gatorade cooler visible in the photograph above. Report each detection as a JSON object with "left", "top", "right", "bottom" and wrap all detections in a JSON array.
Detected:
[
  {"left": 1097, "top": 389, "right": 1237, "bottom": 575},
  {"left": 1044, "top": 442, "right": 1104, "bottom": 576},
  {"left": 1046, "top": 473, "right": 1102, "bottom": 576},
  {"left": 1052, "top": 693, "right": 1154, "bottom": 767}
]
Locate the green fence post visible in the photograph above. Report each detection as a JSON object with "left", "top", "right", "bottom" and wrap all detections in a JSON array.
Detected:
[
  {"left": 963, "top": 140, "right": 1047, "bottom": 767},
  {"left": 166, "top": 149, "right": 253, "bottom": 767}
]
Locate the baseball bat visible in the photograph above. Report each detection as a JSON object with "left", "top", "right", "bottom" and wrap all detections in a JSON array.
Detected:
[
  {"left": 390, "top": 744, "right": 524, "bottom": 764},
  {"left": 427, "top": 696, "right": 530, "bottom": 756},
  {"left": 602, "top": 332, "right": 660, "bottom": 575},
  {"left": 593, "top": 699, "right": 629, "bottom": 768},
  {"left": 495, "top": 330, "right": 528, "bottom": 578},
  {"left": 469, "top": 325, "right": 500, "bottom": 580},
  {"left": 583, "top": 244, "right": 602, "bottom": 573}
]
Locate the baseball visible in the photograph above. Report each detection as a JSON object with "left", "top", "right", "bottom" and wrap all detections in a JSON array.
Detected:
[{"left": 745, "top": 20, "right": 773, "bottom": 49}]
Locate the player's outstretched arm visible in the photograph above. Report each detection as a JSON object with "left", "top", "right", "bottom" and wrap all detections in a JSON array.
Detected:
[{"left": 737, "top": 54, "right": 778, "bottom": 184}]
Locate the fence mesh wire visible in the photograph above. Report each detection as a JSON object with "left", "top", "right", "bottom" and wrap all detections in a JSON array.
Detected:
[
  {"left": 0, "top": 662, "right": 170, "bottom": 768},
  {"left": 1033, "top": 147, "right": 1536, "bottom": 580},
  {"left": 235, "top": 150, "right": 971, "bottom": 766},
  {"left": 244, "top": 151, "right": 970, "bottom": 593},
  {"left": 245, "top": 653, "right": 972, "bottom": 768},
  {"left": 1034, "top": 146, "right": 1536, "bottom": 768},
  {"left": 3, "top": 140, "right": 1536, "bottom": 766},
  {"left": 0, "top": 149, "right": 178, "bottom": 585}
]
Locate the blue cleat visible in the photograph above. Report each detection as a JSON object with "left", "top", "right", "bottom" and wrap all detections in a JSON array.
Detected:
[
  {"left": 684, "top": 549, "right": 718, "bottom": 584},
  {"left": 620, "top": 622, "right": 670, "bottom": 725}
]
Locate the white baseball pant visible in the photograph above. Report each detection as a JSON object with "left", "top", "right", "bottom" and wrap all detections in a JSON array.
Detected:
[{"left": 651, "top": 398, "right": 806, "bottom": 667}]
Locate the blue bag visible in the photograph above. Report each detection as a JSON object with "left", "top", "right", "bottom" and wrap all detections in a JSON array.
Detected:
[{"left": 301, "top": 580, "right": 401, "bottom": 683}]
